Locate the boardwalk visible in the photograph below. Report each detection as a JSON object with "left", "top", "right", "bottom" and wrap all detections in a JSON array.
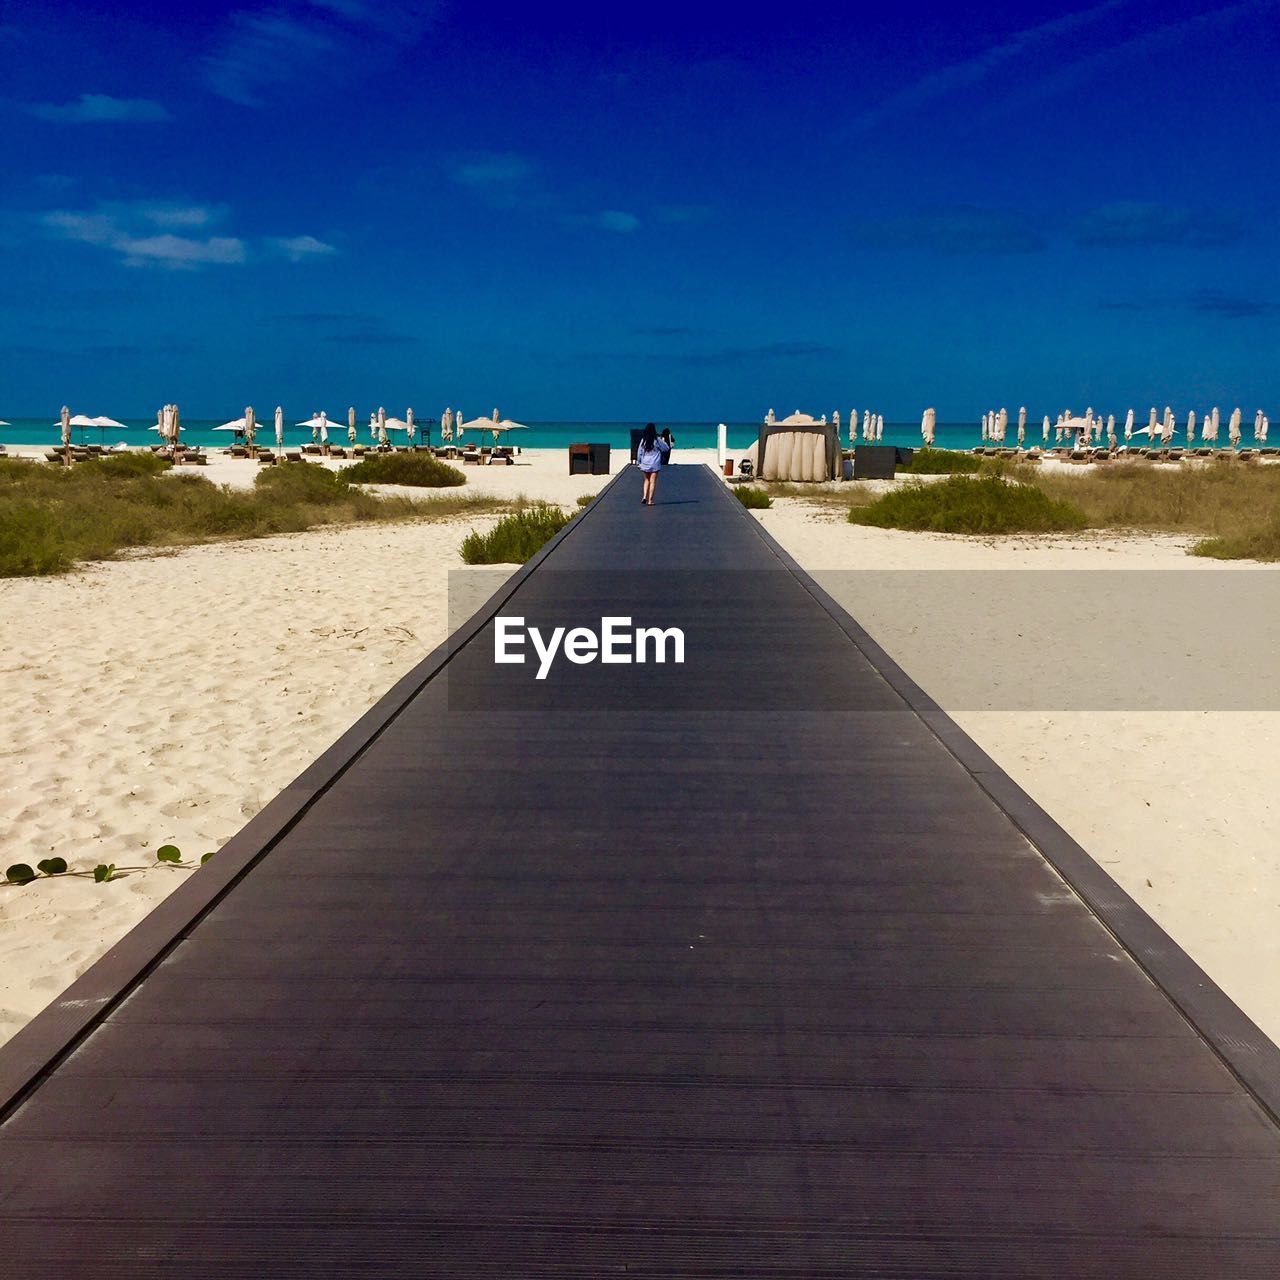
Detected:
[{"left": 3, "top": 463, "right": 1280, "bottom": 1277}]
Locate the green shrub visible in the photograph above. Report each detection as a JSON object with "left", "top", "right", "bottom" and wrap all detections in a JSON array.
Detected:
[
  {"left": 461, "top": 505, "right": 572, "bottom": 564},
  {"left": 848, "top": 475, "right": 1087, "bottom": 534},
  {"left": 1192, "top": 510, "right": 1280, "bottom": 562},
  {"left": 254, "top": 461, "right": 350, "bottom": 504},
  {"left": 0, "top": 503, "right": 71, "bottom": 576},
  {"left": 900, "top": 448, "right": 983, "bottom": 475},
  {"left": 344, "top": 452, "right": 466, "bottom": 487},
  {"left": 733, "top": 486, "right": 773, "bottom": 509}
]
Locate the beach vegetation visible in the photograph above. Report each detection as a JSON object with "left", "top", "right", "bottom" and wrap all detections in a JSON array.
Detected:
[
  {"left": 1191, "top": 510, "right": 1280, "bottom": 561},
  {"left": 157, "top": 845, "right": 183, "bottom": 864},
  {"left": 849, "top": 475, "right": 1088, "bottom": 534},
  {"left": 899, "top": 448, "right": 983, "bottom": 475},
  {"left": 733, "top": 486, "right": 773, "bottom": 509},
  {"left": 93, "top": 864, "right": 116, "bottom": 883},
  {"left": 38, "top": 858, "right": 68, "bottom": 876},
  {"left": 0, "top": 455, "right": 508, "bottom": 577},
  {"left": 343, "top": 453, "right": 466, "bottom": 487},
  {"left": 576, "top": 493, "right": 595, "bottom": 507},
  {"left": 5, "top": 864, "right": 37, "bottom": 886},
  {"left": 460, "top": 504, "right": 572, "bottom": 564}
]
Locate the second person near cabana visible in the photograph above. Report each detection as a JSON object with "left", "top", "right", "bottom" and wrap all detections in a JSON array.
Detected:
[{"left": 636, "top": 423, "right": 670, "bottom": 505}]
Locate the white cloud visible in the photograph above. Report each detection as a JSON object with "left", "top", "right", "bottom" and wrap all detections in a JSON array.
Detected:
[
  {"left": 269, "top": 234, "right": 338, "bottom": 261},
  {"left": 28, "top": 94, "right": 171, "bottom": 123},
  {"left": 205, "top": 2, "right": 441, "bottom": 105},
  {"left": 39, "top": 202, "right": 311, "bottom": 270},
  {"left": 117, "top": 235, "right": 247, "bottom": 269},
  {"left": 453, "top": 152, "right": 533, "bottom": 185},
  {"left": 593, "top": 210, "right": 640, "bottom": 233}
]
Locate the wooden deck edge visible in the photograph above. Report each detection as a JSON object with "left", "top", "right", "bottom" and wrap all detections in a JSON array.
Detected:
[
  {"left": 0, "top": 469, "right": 630, "bottom": 1120},
  {"left": 718, "top": 467, "right": 1280, "bottom": 1126}
]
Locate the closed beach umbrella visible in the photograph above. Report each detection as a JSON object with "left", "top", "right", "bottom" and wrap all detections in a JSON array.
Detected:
[
  {"left": 309, "top": 412, "right": 318, "bottom": 444},
  {"left": 849, "top": 409, "right": 857, "bottom": 446},
  {"left": 377, "top": 406, "right": 388, "bottom": 448},
  {"left": 1018, "top": 405, "right": 1027, "bottom": 441},
  {"left": 1042, "top": 415, "right": 1050, "bottom": 442},
  {"left": 455, "top": 408, "right": 463, "bottom": 440},
  {"left": 1124, "top": 408, "right": 1134, "bottom": 441},
  {"left": 998, "top": 408, "right": 1008, "bottom": 444},
  {"left": 60, "top": 405, "right": 71, "bottom": 450},
  {"left": 492, "top": 407, "right": 499, "bottom": 422},
  {"left": 369, "top": 412, "right": 378, "bottom": 443},
  {"left": 765, "top": 408, "right": 776, "bottom": 425},
  {"left": 1148, "top": 408, "right": 1158, "bottom": 438},
  {"left": 320, "top": 411, "right": 330, "bottom": 447},
  {"left": 863, "top": 410, "right": 872, "bottom": 441},
  {"left": 922, "top": 407, "right": 936, "bottom": 446},
  {"left": 1254, "top": 409, "right": 1264, "bottom": 442},
  {"left": 981, "top": 413, "right": 989, "bottom": 442},
  {"left": 275, "top": 406, "right": 284, "bottom": 452},
  {"left": 406, "top": 408, "right": 415, "bottom": 444},
  {"left": 442, "top": 407, "right": 454, "bottom": 442},
  {"left": 1107, "top": 414, "right": 1116, "bottom": 448},
  {"left": 1187, "top": 410, "right": 1197, "bottom": 443},
  {"left": 1211, "top": 407, "right": 1221, "bottom": 441},
  {"left": 1261, "top": 416, "right": 1270, "bottom": 443},
  {"left": 1228, "top": 407, "right": 1242, "bottom": 446},
  {"left": 833, "top": 410, "right": 841, "bottom": 432},
  {"left": 875, "top": 414, "right": 884, "bottom": 441}
]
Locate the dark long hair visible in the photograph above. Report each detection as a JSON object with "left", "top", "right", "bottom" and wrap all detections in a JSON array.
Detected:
[{"left": 641, "top": 423, "right": 658, "bottom": 448}]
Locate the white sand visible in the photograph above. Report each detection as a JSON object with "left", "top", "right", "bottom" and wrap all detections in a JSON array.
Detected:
[
  {"left": 0, "top": 449, "right": 619, "bottom": 1046},
  {"left": 754, "top": 495, "right": 1280, "bottom": 1044}
]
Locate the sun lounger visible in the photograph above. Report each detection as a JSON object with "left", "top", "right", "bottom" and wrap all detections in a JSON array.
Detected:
[
  {"left": 302, "top": 444, "right": 321, "bottom": 455},
  {"left": 461, "top": 450, "right": 482, "bottom": 464},
  {"left": 285, "top": 451, "right": 303, "bottom": 462},
  {"left": 328, "top": 446, "right": 347, "bottom": 458}
]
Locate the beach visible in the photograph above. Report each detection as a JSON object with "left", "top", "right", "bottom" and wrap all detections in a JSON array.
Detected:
[{"left": 2, "top": 450, "right": 1278, "bottom": 1048}]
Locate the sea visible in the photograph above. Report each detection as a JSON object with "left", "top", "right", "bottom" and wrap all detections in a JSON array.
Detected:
[{"left": 1, "top": 418, "right": 999, "bottom": 453}]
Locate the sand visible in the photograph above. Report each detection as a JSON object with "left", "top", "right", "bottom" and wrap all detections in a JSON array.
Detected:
[
  {"left": 754, "top": 496, "right": 1280, "bottom": 1045},
  {"left": 2, "top": 451, "right": 1278, "bottom": 1051}
]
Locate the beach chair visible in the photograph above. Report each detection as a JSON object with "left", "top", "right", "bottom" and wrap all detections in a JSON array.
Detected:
[
  {"left": 461, "top": 449, "right": 482, "bottom": 465},
  {"left": 285, "top": 450, "right": 303, "bottom": 462},
  {"left": 230, "top": 445, "right": 249, "bottom": 458},
  {"left": 328, "top": 446, "right": 347, "bottom": 458},
  {"left": 302, "top": 444, "right": 321, "bottom": 455},
  {"left": 257, "top": 453, "right": 276, "bottom": 466}
]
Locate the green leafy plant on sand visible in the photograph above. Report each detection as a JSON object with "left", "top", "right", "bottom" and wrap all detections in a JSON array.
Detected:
[
  {"left": 849, "top": 475, "right": 1088, "bottom": 535},
  {"left": 3, "top": 848, "right": 215, "bottom": 889},
  {"left": 343, "top": 453, "right": 466, "bottom": 487},
  {"left": 898, "top": 448, "right": 984, "bottom": 475},
  {"left": 576, "top": 494, "right": 595, "bottom": 507},
  {"left": 1191, "top": 509, "right": 1280, "bottom": 562},
  {"left": 460, "top": 505, "right": 573, "bottom": 565},
  {"left": 733, "top": 487, "right": 773, "bottom": 509}
]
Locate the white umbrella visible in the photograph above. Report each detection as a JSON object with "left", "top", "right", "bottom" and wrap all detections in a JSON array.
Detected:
[
  {"left": 1124, "top": 408, "right": 1135, "bottom": 441},
  {"left": 765, "top": 407, "right": 776, "bottom": 425},
  {"left": 998, "top": 408, "right": 1008, "bottom": 444},
  {"left": 875, "top": 414, "right": 884, "bottom": 441},
  {"left": 60, "top": 405, "right": 72, "bottom": 452},
  {"left": 1106, "top": 414, "right": 1117, "bottom": 448},
  {"left": 245, "top": 406, "right": 256, "bottom": 447},
  {"left": 832, "top": 410, "right": 841, "bottom": 432},
  {"left": 348, "top": 406, "right": 357, "bottom": 446},
  {"left": 981, "top": 413, "right": 989, "bottom": 442},
  {"left": 863, "top": 410, "right": 873, "bottom": 441},
  {"left": 1042, "top": 415, "right": 1050, "bottom": 442},
  {"left": 441, "top": 407, "right": 454, "bottom": 442},
  {"left": 1228, "top": 407, "right": 1242, "bottom": 446},
  {"left": 274, "top": 406, "right": 284, "bottom": 452},
  {"left": 369, "top": 412, "right": 378, "bottom": 443},
  {"left": 87, "top": 414, "right": 127, "bottom": 445},
  {"left": 459, "top": 417, "right": 528, "bottom": 447},
  {"left": 455, "top": 408, "right": 463, "bottom": 440},
  {"left": 921, "top": 407, "right": 936, "bottom": 447},
  {"left": 214, "top": 417, "right": 252, "bottom": 431},
  {"left": 406, "top": 407, "right": 416, "bottom": 444},
  {"left": 320, "top": 411, "right": 329, "bottom": 447},
  {"left": 1261, "top": 416, "right": 1270, "bottom": 444},
  {"left": 1211, "top": 406, "right": 1221, "bottom": 441},
  {"left": 377, "top": 406, "right": 387, "bottom": 448},
  {"left": 848, "top": 409, "right": 857, "bottom": 446},
  {"left": 1186, "top": 410, "right": 1197, "bottom": 444},
  {"left": 1254, "top": 409, "right": 1264, "bottom": 442}
]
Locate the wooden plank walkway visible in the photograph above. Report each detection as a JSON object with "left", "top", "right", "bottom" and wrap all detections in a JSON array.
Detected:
[{"left": 3, "top": 463, "right": 1280, "bottom": 1277}]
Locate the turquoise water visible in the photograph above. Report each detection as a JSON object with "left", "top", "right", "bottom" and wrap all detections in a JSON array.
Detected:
[
  {"left": 1, "top": 417, "right": 1250, "bottom": 454},
  {"left": 0, "top": 417, "right": 1030, "bottom": 452}
]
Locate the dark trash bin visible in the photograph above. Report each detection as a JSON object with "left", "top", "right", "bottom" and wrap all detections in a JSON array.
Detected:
[
  {"left": 853, "top": 445, "right": 897, "bottom": 480},
  {"left": 587, "top": 442, "right": 610, "bottom": 475},
  {"left": 569, "top": 443, "right": 590, "bottom": 475}
]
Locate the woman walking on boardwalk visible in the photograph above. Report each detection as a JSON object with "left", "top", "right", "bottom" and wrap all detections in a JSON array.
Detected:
[{"left": 636, "top": 423, "right": 670, "bottom": 505}]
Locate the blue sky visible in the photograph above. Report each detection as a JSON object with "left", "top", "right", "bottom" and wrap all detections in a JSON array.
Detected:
[{"left": 1, "top": 0, "right": 1277, "bottom": 419}]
